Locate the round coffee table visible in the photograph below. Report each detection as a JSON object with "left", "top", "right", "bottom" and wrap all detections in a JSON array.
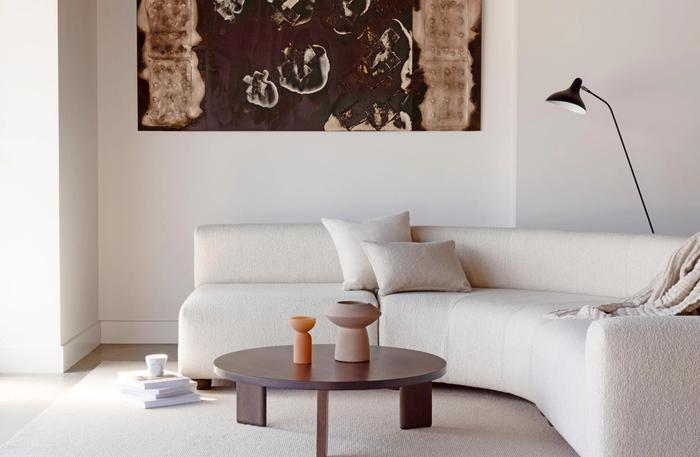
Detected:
[{"left": 213, "top": 344, "right": 446, "bottom": 457}]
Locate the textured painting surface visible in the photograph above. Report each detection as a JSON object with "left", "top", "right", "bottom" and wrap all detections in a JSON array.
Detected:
[{"left": 137, "top": 0, "right": 481, "bottom": 131}]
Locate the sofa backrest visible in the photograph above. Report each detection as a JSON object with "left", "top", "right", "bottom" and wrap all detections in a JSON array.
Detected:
[
  {"left": 412, "top": 227, "right": 684, "bottom": 298},
  {"left": 195, "top": 224, "right": 343, "bottom": 286},
  {"left": 195, "top": 224, "right": 685, "bottom": 297}
]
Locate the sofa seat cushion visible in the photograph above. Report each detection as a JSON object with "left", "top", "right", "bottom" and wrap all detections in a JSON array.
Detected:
[
  {"left": 379, "top": 292, "right": 470, "bottom": 359},
  {"left": 178, "top": 284, "right": 378, "bottom": 379},
  {"left": 379, "top": 288, "right": 616, "bottom": 399}
]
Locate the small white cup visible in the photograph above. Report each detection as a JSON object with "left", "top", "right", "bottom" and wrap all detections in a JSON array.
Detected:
[{"left": 145, "top": 353, "right": 168, "bottom": 377}]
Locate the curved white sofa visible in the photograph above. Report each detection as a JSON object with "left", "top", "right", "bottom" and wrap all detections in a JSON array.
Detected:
[{"left": 179, "top": 224, "right": 700, "bottom": 457}]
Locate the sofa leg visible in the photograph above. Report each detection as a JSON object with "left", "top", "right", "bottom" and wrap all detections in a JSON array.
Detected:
[{"left": 194, "top": 379, "right": 212, "bottom": 390}]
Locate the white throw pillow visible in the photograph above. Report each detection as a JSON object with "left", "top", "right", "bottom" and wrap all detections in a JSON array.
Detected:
[
  {"left": 322, "top": 211, "right": 412, "bottom": 290},
  {"left": 362, "top": 240, "right": 471, "bottom": 296}
]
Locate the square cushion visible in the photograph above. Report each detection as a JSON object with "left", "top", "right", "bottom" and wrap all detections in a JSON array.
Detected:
[
  {"left": 363, "top": 240, "right": 471, "bottom": 296},
  {"left": 322, "top": 211, "right": 412, "bottom": 291}
]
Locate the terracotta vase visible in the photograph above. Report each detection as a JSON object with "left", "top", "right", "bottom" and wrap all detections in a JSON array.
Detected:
[
  {"left": 288, "top": 316, "right": 316, "bottom": 364},
  {"left": 325, "top": 301, "right": 381, "bottom": 362}
]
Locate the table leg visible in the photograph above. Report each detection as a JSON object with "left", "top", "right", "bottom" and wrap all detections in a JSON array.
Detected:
[
  {"left": 399, "top": 382, "right": 432, "bottom": 429},
  {"left": 236, "top": 382, "right": 266, "bottom": 426},
  {"left": 317, "top": 390, "right": 329, "bottom": 457}
]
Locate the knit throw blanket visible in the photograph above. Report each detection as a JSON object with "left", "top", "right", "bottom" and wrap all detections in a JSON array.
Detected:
[{"left": 547, "top": 232, "right": 700, "bottom": 319}]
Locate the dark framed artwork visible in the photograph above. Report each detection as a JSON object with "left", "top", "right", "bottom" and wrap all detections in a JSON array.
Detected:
[{"left": 137, "top": 0, "right": 481, "bottom": 131}]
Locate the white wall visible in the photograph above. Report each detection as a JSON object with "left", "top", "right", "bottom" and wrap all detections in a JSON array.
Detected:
[
  {"left": 58, "top": 0, "right": 100, "bottom": 369},
  {"left": 5, "top": 1, "right": 699, "bottom": 353},
  {"left": 0, "top": 0, "right": 99, "bottom": 373},
  {"left": 517, "top": 0, "right": 700, "bottom": 236},
  {"left": 97, "top": 0, "right": 518, "bottom": 341},
  {"left": 0, "top": 0, "right": 62, "bottom": 372}
]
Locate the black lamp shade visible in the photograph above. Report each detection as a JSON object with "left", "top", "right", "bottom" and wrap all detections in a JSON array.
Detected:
[{"left": 546, "top": 78, "right": 586, "bottom": 114}]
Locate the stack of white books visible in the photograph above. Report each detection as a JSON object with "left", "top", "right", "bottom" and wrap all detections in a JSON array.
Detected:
[{"left": 117, "top": 370, "right": 200, "bottom": 409}]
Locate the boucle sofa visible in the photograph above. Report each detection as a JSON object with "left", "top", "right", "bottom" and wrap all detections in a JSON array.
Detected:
[{"left": 179, "top": 224, "right": 700, "bottom": 457}]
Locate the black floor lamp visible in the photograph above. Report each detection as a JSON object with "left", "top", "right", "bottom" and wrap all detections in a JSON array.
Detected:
[{"left": 546, "top": 78, "right": 655, "bottom": 234}]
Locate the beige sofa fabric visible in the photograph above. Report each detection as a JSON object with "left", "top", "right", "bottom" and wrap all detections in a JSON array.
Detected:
[
  {"left": 194, "top": 224, "right": 343, "bottom": 286},
  {"left": 378, "top": 288, "right": 613, "bottom": 397},
  {"left": 411, "top": 226, "right": 683, "bottom": 297}
]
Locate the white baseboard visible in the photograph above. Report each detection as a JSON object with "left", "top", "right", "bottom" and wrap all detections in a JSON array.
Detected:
[
  {"left": 1, "top": 322, "right": 176, "bottom": 372},
  {"left": 0, "top": 344, "right": 64, "bottom": 373},
  {"left": 100, "top": 320, "right": 178, "bottom": 344},
  {"left": 62, "top": 322, "right": 101, "bottom": 371},
  {"left": 0, "top": 323, "right": 100, "bottom": 373}
]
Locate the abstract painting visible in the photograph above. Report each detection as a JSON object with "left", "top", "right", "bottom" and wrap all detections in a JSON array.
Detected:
[{"left": 137, "top": 0, "right": 481, "bottom": 131}]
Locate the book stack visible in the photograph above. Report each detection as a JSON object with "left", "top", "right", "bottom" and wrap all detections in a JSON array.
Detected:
[{"left": 117, "top": 370, "right": 201, "bottom": 409}]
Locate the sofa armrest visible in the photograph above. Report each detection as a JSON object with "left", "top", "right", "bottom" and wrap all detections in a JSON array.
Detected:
[{"left": 585, "top": 317, "right": 700, "bottom": 457}]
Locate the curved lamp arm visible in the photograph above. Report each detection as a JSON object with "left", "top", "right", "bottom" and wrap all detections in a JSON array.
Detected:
[{"left": 581, "top": 86, "right": 655, "bottom": 234}]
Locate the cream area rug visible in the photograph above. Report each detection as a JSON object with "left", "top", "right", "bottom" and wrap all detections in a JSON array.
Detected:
[{"left": 0, "top": 362, "right": 577, "bottom": 457}]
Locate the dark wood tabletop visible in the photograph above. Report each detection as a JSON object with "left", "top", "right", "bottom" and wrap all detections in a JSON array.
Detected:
[{"left": 213, "top": 344, "right": 446, "bottom": 391}]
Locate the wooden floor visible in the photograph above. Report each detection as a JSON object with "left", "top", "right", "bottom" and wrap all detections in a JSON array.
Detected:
[
  {"left": 69, "top": 344, "right": 178, "bottom": 372},
  {"left": 0, "top": 344, "right": 177, "bottom": 444}
]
